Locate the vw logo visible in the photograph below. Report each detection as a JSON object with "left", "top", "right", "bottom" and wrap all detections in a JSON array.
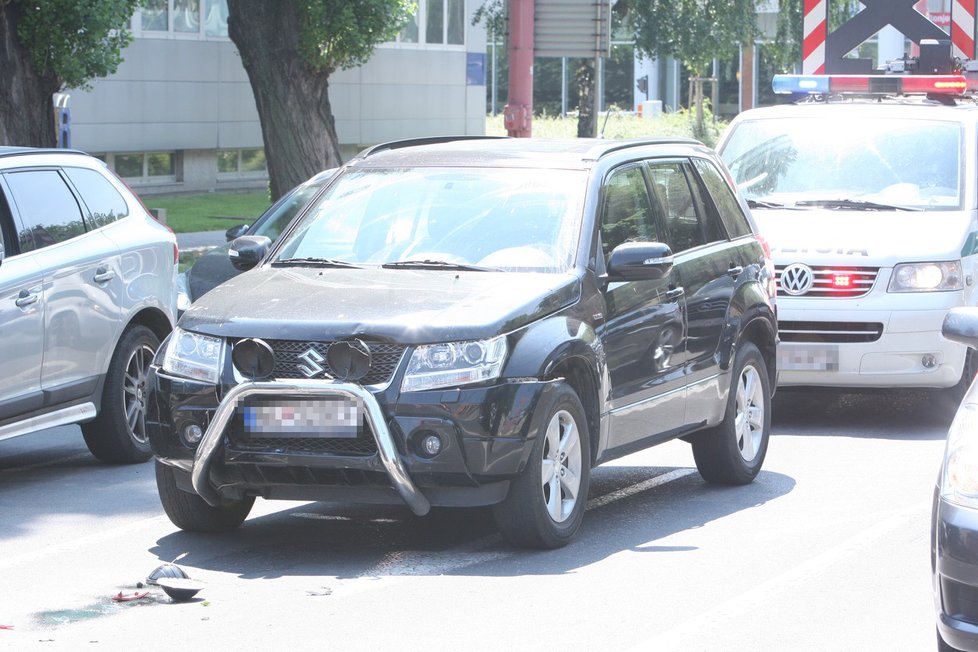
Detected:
[
  {"left": 296, "top": 347, "right": 326, "bottom": 378},
  {"left": 781, "top": 263, "right": 814, "bottom": 296}
]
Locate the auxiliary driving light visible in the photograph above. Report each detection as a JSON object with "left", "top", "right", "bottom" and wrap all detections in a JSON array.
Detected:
[
  {"left": 182, "top": 423, "right": 204, "bottom": 446},
  {"left": 420, "top": 432, "right": 442, "bottom": 457}
]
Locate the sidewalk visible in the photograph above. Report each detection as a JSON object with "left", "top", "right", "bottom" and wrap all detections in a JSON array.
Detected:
[{"left": 176, "top": 230, "right": 227, "bottom": 251}]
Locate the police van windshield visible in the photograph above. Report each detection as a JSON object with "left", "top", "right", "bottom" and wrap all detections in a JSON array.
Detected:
[
  {"left": 721, "top": 117, "right": 962, "bottom": 211},
  {"left": 273, "top": 167, "right": 586, "bottom": 273}
]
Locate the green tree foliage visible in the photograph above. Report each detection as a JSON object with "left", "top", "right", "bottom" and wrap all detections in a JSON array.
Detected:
[
  {"left": 0, "top": 0, "right": 139, "bottom": 146},
  {"left": 617, "top": 0, "right": 759, "bottom": 76},
  {"left": 14, "top": 0, "right": 138, "bottom": 89}
]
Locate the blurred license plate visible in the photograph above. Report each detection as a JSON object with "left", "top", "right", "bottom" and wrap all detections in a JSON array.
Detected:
[
  {"left": 778, "top": 346, "right": 839, "bottom": 371},
  {"left": 242, "top": 398, "right": 360, "bottom": 438}
]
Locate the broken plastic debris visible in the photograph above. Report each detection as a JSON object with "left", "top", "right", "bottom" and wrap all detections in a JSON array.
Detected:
[
  {"left": 111, "top": 592, "right": 150, "bottom": 602},
  {"left": 156, "top": 578, "right": 205, "bottom": 602},
  {"left": 146, "top": 563, "right": 190, "bottom": 586}
]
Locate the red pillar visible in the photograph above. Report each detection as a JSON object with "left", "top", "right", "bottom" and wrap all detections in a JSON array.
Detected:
[{"left": 504, "top": 0, "right": 534, "bottom": 137}]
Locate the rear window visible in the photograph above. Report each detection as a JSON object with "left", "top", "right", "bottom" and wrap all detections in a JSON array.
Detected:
[
  {"left": 64, "top": 166, "right": 130, "bottom": 227},
  {"left": 720, "top": 116, "right": 962, "bottom": 211}
]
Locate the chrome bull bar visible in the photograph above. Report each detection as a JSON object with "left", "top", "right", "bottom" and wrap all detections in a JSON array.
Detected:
[{"left": 191, "top": 380, "right": 431, "bottom": 516}]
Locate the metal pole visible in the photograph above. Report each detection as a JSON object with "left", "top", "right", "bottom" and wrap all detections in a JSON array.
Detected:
[
  {"left": 561, "top": 57, "right": 567, "bottom": 116},
  {"left": 504, "top": 0, "right": 534, "bottom": 137},
  {"left": 491, "top": 31, "right": 497, "bottom": 116}
]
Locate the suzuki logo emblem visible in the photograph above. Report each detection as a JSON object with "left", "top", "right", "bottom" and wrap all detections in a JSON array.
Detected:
[
  {"left": 297, "top": 347, "right": 325, "bottom": 378},
  {"left": 781, "top": 263, "right": 814, "bottom": 296}
]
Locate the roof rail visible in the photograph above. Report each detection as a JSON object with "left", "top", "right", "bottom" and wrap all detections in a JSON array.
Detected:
[
  {"left": 586, "top": 137, "right": 701, "bottom": 161},
  {"left": 0, "top": 147, "right": 89, "bottom": 160},
  {"left": 356, "top": 135, "right": 510, "bottom": 159}
]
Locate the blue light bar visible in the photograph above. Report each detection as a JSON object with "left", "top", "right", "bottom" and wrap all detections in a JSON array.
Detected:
[{"left": 772, "top": 74, "right": 830, "bottom": 94}]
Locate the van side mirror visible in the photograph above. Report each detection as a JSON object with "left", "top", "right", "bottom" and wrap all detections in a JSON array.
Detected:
[
  {"left": 606, "top": 242, "right": 674, "bottom": 282},
  {"left": 225, "top": 224, "right": 250, "bottom": 242},
  {"left": 943, "top": 307, "right": 978, "bottom": 348},
  {"left": 228, "top": 235, "right": 271, "bottom": 271}
]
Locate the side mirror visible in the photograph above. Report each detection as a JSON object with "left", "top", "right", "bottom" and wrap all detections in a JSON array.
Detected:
[
  {"left": 225, "top": 224, "right": 250, "bottom": 242},
  {"left": 228, "top": 235, "right": 271, "bottom": 271},
  {"left": 943, "top": 307, "right": 978, "bottom": 348},
  {"left": 606, "top": 242, "right": 674, "bottom": 282}
]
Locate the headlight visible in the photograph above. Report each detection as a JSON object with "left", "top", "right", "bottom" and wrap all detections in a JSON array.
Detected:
[
  {"left": 161, "top": 328, "right": 224, "bottom": 384},
  {"left": 887, "top": 261, "right": 963, "bottom": 292},
  {"left": 942, "top": 402, "right": 978, "bottom": 509},
  {"left": 401, "top": 336, "right": 508, "bottom": 392}
]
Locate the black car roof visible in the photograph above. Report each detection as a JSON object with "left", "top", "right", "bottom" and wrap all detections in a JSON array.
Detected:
[{"left": 350, "top": 136, "right": 704, "bottom": 170}]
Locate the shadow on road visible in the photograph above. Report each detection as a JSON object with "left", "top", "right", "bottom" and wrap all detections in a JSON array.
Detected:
[
  {"left": 148, "top": 465, "right": 794, "bottom": 580},
  {"left": 772, "top": 388, "right": 952, "bottom": 441}
]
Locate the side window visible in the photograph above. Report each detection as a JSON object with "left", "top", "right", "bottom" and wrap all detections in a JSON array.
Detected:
[
  {"left": 647, "top": 161, "right": 721, "bottom": 253},
  {"left": 599, "top": 166, "right": 659, "bottom": 259},
  {"left": 4, "top": 170, "right": 87, "bottom": 252},
  {"left": 0, "top": 189, "right": 15, "bottom": 257},
  {"left": 693, "top": 158, "right": 753, "bottom": 239},
  {"left": 63, "top": 167, "right": 130, "bottom": 227}
]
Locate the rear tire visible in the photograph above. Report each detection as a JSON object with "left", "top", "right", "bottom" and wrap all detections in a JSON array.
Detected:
[
  {"left": 692, "top": 341, "right": 771, "bottom": 485},
  {"left": 155, "top": 460, "right": 254, "bottom": 532},
  {"left": 492, "top": 383, "right": 591, "bottom": 549},
  {"left": 82, "top": 325, "right": 159, "bottom": 464}
]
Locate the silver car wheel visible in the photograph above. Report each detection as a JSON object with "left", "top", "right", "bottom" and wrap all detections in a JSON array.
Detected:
[
  {"left": 540, "top": 408, "right": 582, "bottom": 523},
  {"left": 124, "top": 343, "right": 155, "bottom": 445},
  {"left": 735, "top": 363, "right": 765, "bottom": 462}
]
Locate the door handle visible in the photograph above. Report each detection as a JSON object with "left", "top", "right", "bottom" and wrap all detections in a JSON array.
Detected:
[
  {"left": 665, "top": 287, "right": 685, "bottom": 300},
  {"left": 726, "top": 265, "right": 744, "bottom": 277},
  {"left": 15, "top": 289, "right": 38, "bottom": 308},
  {"left": 94, "top": 266, "right": 116, "bottom": 284}
]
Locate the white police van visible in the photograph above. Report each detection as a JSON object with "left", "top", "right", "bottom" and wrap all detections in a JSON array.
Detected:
[{"left": 718, "top": 71, "right": 978, "bottom": 403}]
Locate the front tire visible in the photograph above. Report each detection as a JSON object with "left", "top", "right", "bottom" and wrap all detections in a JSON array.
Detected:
[
  {"left": 82, "top": 325, "right": 159, "bottom": 464},
  {"left": 155, "top": 460, "right": 254, "bottom": 532},
  {"left": 492, "top": 383, "right": 591, "bottom": 549},
  {"left": 692, "top": 341, "right": 772, "bottom": 485}
]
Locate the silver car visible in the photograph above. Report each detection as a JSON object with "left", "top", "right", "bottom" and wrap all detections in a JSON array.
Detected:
[{"left": 0, "top": 147, "right": 177, "bottom": 463}]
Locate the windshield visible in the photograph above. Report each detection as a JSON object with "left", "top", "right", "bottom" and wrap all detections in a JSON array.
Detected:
[
  {"left": 273, "top": 167, "right": 586, "bottom": 272},
  {"left": 720, "top": 117, "right": 963, "bottom": 211}
]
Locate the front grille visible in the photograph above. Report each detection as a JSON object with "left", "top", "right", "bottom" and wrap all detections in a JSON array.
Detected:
[
  {"left": 776, "top": 265, "right": 879, "bottom": 298},
  {"left": 264, "top": 339, "right": 406, "bottom": 385},
  {"left": 779, "top": 320, "right": 883, "bottom": 343}
]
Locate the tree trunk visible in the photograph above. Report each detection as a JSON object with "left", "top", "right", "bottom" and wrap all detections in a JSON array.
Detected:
[
  {"left": 227, "top": 0, "right": 343, "bottom": 201},
  {"left": 0, "top": 2, "right": 61, "bottom": 147},
  {"left": 575, "top": 59, "right": 595, "bottom": 139}
]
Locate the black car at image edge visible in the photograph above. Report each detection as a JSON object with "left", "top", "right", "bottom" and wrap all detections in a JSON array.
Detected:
[{"left": 147, "top": 135, "right": 778, "bottom": 549}]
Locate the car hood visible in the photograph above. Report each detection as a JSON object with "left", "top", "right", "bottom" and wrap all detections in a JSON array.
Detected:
[
  {"left": 752, "top": 209, "right": 973, "bottom": 266},
  {"left": 178, "top": 266, "right": 581, "bottom": 343}
]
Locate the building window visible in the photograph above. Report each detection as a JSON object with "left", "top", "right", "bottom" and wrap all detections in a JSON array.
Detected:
[
  {"left": 395, "top": 0, "right": 464, "bottom": 47},
  {"left": 218, "top": 148, "right": 266, "bottom": 175},
  {"left": 133, "top": 0, "right": 227, "bottom": 38},
  {"left": 106, "top": 152, "right": 178, "bottom": 183}
]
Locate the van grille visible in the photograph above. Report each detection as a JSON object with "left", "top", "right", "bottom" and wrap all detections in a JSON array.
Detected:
[
  {"left": 775, "top": 265, "right": 879, "bottom": 298},
  {"left": 779, "top": 320, "right": 883, "bottom": 343}
]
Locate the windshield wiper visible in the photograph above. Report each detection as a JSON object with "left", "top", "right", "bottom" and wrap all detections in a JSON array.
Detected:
[
  {"left": 746, "top": 198, "right": 788, "bottom": 209},
  {"left": 793, "top": 198, "right": 921, "bottom": 212},
  {"left": 382, "top": 259, "right": 498, "bottom": 272},
  {"left": 271, "top": 257, "right": 361, "bottom": 268}
]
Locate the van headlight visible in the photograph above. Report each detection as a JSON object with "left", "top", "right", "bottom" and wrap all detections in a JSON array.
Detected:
[
  {"left": 888, "top": 261, "right": 963, "bottom": 292},
  {"left": 161, "top": 328, "right": 224, "bottom": 384},
  {"left": 401, "top": 336, "right": 508, "bottom": 392},
  {"left": 942, "top": 403, "right": 978, "bottom": 509}
]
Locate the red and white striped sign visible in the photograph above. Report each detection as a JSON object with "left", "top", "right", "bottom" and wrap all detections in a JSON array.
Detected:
[
  {"left": 803, "top": 0, "right": 827, "bottom": 74},
  {"left": 952, "top": 0, "right": 976, "bottom": 60}
]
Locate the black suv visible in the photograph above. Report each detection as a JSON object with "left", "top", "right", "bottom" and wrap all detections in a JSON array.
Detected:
[{"left": 147, "top": 137, "right": 778, "bottom": 548}]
